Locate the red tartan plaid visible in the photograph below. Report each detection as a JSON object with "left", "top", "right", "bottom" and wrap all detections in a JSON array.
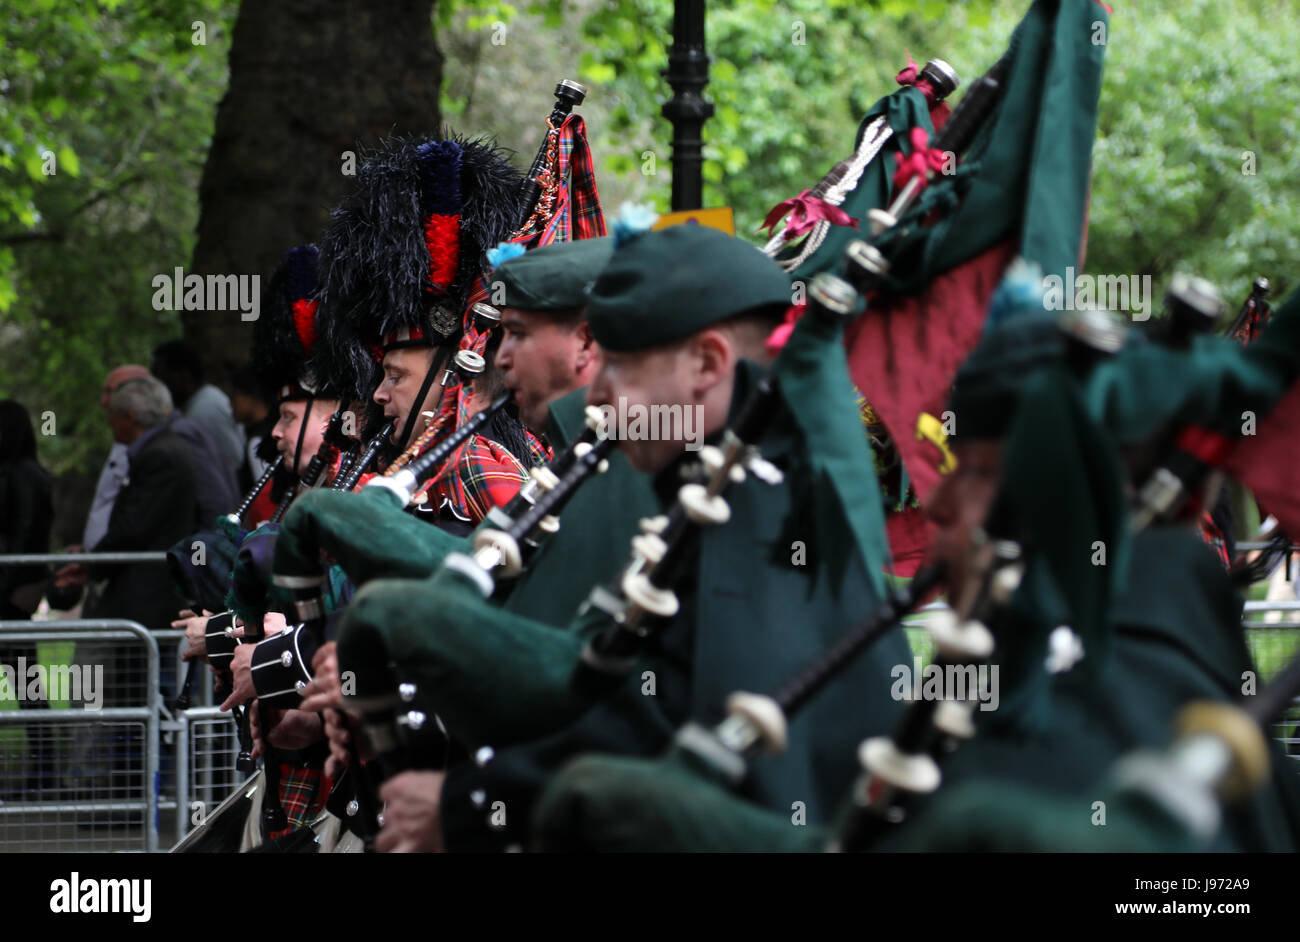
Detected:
[
  {"left": 421, "top": 434, "right": 528, "bottom": 524},
  {"left": 511, "top": 114, "right": 606, "bottom": 249},
  {"left": 556, "top": 114, "right": 606, "bottom": 242},
  {"left": 521, "top": 425, "right": 553, "bottom": 467},
  {"left": 269, "top": 763, "right": 332, "bottom": 840}
]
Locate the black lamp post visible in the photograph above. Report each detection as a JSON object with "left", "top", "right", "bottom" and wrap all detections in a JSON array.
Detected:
[{"left": 661, "top": 0, "right": 713, "bottom": 211}]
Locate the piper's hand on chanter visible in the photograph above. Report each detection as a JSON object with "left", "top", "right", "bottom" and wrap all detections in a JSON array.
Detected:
[
  {"left": 322, "top": 709, "right": 372, "bottom": 779},
  {"left": 251, "top": 705, "right": 325, "bottom": 757},
  {"left": 220, "top": 643, "right": 257, "bottom": 712},
  {"left": 174, "top": 609, "right": 215, "bottom": 662},
  {"left": 376, "top": 771, "right": 447, "bottom": 853},
  {"left": 298, "top": 642, "right": 342, "bottom": 713}
]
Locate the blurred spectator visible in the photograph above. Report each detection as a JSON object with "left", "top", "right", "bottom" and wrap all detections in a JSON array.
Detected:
[
  {"left": 151, "top": 339, "right": 246, "bottom": 471},
  {"left": 0, "top": 400, "right": 53, "bottom": 619},
  {"left": 63, "top": 376, "right": 199, "bottom": 635},
  {"left": 85, "top": 365, "right": 237, "bottom": 546},
  {"left": 82, "top": 365, "right": 147, "bottom": 552},
  {"left": 230, "top": 362, "right": 276, "bottom": 490}
]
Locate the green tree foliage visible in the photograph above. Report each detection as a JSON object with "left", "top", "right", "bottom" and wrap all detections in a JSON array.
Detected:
[
  {"left": 1083, "top": 0, "right": 1298, "bottom": 297},
  {"left": 0, "top": 0, "right": 237, "bottom": 476},
  {"left": 492, "top": 0, "right": 1294, "bottom": 301}
]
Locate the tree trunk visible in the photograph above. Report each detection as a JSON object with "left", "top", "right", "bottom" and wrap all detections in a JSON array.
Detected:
[{"left": 188, "top": 0, "right": 442, "bottom": 383}]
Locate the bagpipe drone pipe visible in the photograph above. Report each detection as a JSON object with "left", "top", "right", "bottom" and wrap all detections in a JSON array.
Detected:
[
  {"left": 830, "top": 520, "right": 1022, "bottom": 852},
  {"left": 216, "top": 390, "right": 516, "bottom": 849},
  {"left": 1088, "top": 275, "right": 1300, "bottom": 555},
  {"left": 514, "top": 79, "right": 596, "bottom": 240}
]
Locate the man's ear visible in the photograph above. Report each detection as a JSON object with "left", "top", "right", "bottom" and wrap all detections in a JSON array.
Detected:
[
  {"left": 690, "top": 328, "right": 733, "bottom": 396},
  {"left": 573, "top": 322, "right": 596, "bottom": 371}
]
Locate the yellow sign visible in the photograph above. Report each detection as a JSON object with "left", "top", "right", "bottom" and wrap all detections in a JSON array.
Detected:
[{"left": 652, "top": 208, "right": 735, "bottom": 236}]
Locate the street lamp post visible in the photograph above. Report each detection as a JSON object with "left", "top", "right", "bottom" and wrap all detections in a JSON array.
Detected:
[{"left": 661, "top": 0, "right": 713, "bottom": 211}]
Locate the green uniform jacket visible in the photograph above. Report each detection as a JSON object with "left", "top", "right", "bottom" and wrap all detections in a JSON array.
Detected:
[
  {"left": 499, "top": 387, "right": 659, "bottom": 625},
  {"left": 437, "top": 361, "right": 911, "bottom": 851},
  {"left": 535, "top": 528, "right": 1300, "bottom": 852},
  {"left": 874, "top": 527, "right": 1300, "bottom": 852}
]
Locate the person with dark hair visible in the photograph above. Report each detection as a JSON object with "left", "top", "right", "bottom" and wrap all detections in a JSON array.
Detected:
[
  {"left": 150, "top": 338, "right": 246, "bottom": 472},
  {"left": 0, "top": 400, "right": 53, "bottom": 619},
  {"left": 229, "top": 362, "right": 276, "bottom": 493}
]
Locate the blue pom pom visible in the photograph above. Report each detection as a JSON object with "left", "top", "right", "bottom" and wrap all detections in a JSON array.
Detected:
[
  {"left": 612, "top": 202, "right": 659, "bottom": 248},
  {"left": 985, "top": 257, "right": 1046, "bottom": 332},
  {"left": 486, "top": 241, "right": 527, "bottom": 270},
  {"left": 417, "top": 140, "right": 463, "bottom": 215}
]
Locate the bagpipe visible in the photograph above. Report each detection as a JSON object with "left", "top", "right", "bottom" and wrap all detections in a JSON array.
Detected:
[
  {"left": 515, "top": 79, "right": 589, "bottom": 237},
  {"left": 331, "top": 408, "right": 619, "bottom": 835},
  {"left": 762, "top": 58, "right": 960, "bottom": 269},
  {"left": 169, "top": 444, "right": 331, "bottom": 853},
  {"left": 830, "top": 272, "right": 1296, "bottom": 850},
  {"left": 259, "top": 392, "right": 514, "bottom": 717},
  {"left": 830, "top": 529, "right": 1020, "bottom": 852},
  {"left": 574, "top": 277, "right": 852, "bottom": 686},
  {"left": 1104, "top": 645, "right": 1300, "bottom": 848},
  {"left": 441, "top": 405, "right": 616, "bottom": 595}
]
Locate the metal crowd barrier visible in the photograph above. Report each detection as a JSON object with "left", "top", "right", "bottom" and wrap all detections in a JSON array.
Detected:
[
  {"left": 173, "top": 706, "right": 242, "bottom": 842},
  {"left": 0, "top": 620, "right": 159, "bottom": 851}
]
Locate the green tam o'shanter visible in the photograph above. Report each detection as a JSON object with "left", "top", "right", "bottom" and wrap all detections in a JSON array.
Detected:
[
  {"left": 948, "top": 319, "right": 1065, "bottom": 439},
  {"left": 585, "top": 225, "right": 791, "bottom": 352},
  {"left": 494, "top": 236, "right": 614, "bottom": 313}
]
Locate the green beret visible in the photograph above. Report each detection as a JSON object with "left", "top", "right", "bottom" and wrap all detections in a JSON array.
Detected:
[
  {"left": 586, "top": 226, "right": 791, "bottom": 352},
  {"left": 948, "top": 318, "right": 1064, "bottom": 439},
  {"left": 495, "top": 236, "right": 613, "bottom": 313}
]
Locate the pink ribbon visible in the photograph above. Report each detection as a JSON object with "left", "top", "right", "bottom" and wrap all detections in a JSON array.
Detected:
[
  {"left": 896, "top": 52, "right": 937, "bottom": 105},
  {"left": 891, "top": 127, "right": 948, "bottom": 193},
  {"left": 759, "top": 190, "right": 859, "bottom": 240},
  {"left": 765, "top": 304, "right": 806, "bottom": 355}
]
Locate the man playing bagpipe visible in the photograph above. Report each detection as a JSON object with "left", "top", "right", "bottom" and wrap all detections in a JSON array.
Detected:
[
  {"left": 529, "top": 269, "right": 1300, "bottom": 853},
  {"left": 316, "top": 218, "right": 914, "bottom": 852}
]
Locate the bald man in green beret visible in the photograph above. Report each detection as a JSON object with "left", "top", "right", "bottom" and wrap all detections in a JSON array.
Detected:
[{"left": 358, "top": 224, "right": 911, "bottom": 852}]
